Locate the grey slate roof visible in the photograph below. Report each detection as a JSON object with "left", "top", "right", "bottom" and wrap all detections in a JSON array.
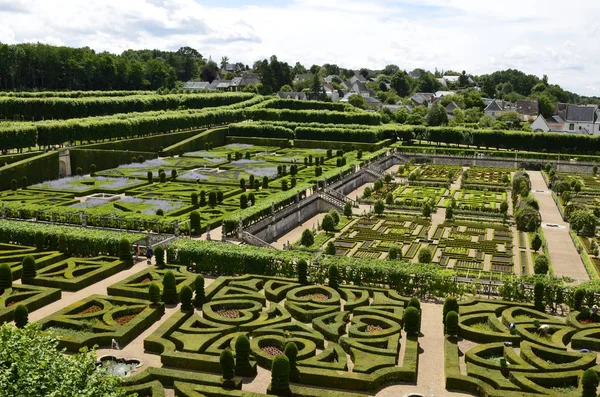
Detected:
[
  {"left": 516, "top": 99, "right": 539, "bottom": 116},
  {"left": 485, "top": 100, "right": 503, "bottom": 112},
  {"left": 277, "top": 92, "right": 308, "bottom": 100},
  {"left": 183, "top": 81, "right": 212, "bottom": 90},
  {"left": 565, "top": 105, "right": 596, "bottom": 123},
  {"left": 445, "top": 101, "right": 459, "bottom": 113},
  {"left": 411, "top": 93, "right": 434, "bottom": 105}
]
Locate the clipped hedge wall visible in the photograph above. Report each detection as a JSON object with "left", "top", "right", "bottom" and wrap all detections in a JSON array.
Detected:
[
  {"left": 82, "top": 129, "right": 204, "bottom": 151},
  {"left": 228, "top": 124, "right": 294, "bottom": 139},
  {"left": 161, "top": 127, "right": 228, "bottom": 156},
  {"left": 69, "top": 149, "right": 157, "bottom": 173},
  {"left": 0, "top": 123, "right": 38, "bottom": 150},
  {"left": 246, "top": 108, "right": 381, "bottom": 125},
  {"left": 0, "top": 151, "right": 58, "bottom": 190},
  {"left": 0, "top": 284, "right": 61, "bottom": 324},
  {"left": 261, "top": 98, "right": 350, "bottom": 112}
]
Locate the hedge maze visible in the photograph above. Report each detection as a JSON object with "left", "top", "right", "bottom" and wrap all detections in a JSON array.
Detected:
[
  {"left": 144, "top": 274, "right": 419, "bottom": 393},
  {"left": 107, "top": 264, "right": 197, "bottom": 300},
  {"left": 447, "top": 298, "right": 600, "bottom": 397}
]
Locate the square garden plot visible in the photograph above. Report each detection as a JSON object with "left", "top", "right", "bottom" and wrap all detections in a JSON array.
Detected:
[
  {"left": 412, "top": 164, "right": 462, "bottom": 183},
  {"left": 183, "top": 143, "right": 280, "bottom": 159},
  {"left": 461, "top": 167, "right": 512, "bottom": 188},
  {"left": 107, "top": 264, "right": 197, "bottom": 300},
  {"left": 447, "top": 299, "right": 600, "bottom": 397},
  {"left": 38, "top": 294, "right": 164, "bottom": 352},
  {"left": 144, "top": 274, "right": 418, "bottom": 392},
  {"left": 29, "top": 256, "right": 129, "bottom": 291},
  {"left": 0, "top": 283, "right": 61, "bottom": 324},
  {"left": 96, "top": 157, "right": 224, "bottom": 180},
  {"left": 29, "top": 176, "right": 146, "bottom": 195},
  {"left": 0, "top": 190, "right": 77, "bottom": 206},
  {"left": 444, "top": 189, "right": 508, "bottom": 211},
  {"left": 0, "top": 243, "right": 65, "bottom": 280},
  {"left": 392, "top": 185, "right": 447, "bottom": 207},
  {"left": 330, "top": 216, "right": 431, "bottom": 260}
]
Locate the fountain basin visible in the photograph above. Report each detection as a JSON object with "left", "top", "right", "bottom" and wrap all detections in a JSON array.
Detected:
[{"left": 97, "top": 355, "right": 142, "bottom": 377}]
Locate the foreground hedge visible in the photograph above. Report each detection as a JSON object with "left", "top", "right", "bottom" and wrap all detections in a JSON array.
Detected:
[{"left": 0, "top": 220, "right": 143, "bottom": 256}]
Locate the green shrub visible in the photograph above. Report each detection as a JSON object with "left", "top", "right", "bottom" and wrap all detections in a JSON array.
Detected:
[
  {"left": 531, "top": 233, "right": 542, "bottom": 251},
  {"left": 220, "top": 349, "right": 235, "bottom": 387},
  {"left": 284, "top": 341, "right": 299, "bottom": 382},
  {"left": 443, "top": 297, "right": 459, "bottom": 325},
  {"left": 171, "top": 169, "right": 177, "bottom": 181},
  {"left": 388, "top": 245, "right": 402, "bottom": 260},
  {"left": 89, "top": 164, "right": 96, "bottom": 176},
  {"left": 240, "top": 178, "right": 246, "bottom": 191},
  {"left": 404, "top": 306, "right": 420, "bottom": 336},
  {"left": 534, "top": 255, "right": 549, "bottom": 275},
  {"left": 199, "top": 190, "right": 207, "bottom": 207},
  {"left": 270, "top": 355, "right": 291, "bottom": 395},
  {"left": 322, "top": 214, "right": 335, "bottom": 232},
  {"left": 34, "top": 231, "right": 44, "bottom": 251},
  {"left": 58, "top": 233, "right": 67, "bottom": 253},
  {"left": 119, "top": 238, "right": 131, "bottom": 265},
  {"left": 191, "top": 193, "right": 198, "bottom": 207},
  {"left": 162, "top": 271, "right": 179, "bottom": 304},
  {"left": 582, "top": 368, "right": 599, "bottom": 397},
  {"left": 76, "top": 167, "right": 83, "bottom": 176},
  {"left": 374, "top": 200, "right": 385, "bottom": 215},
  {"left": 11, "top": 179, "right": 17, "bottom": 191},
  {"left": 21, "top": 255, "right": 36, "bottom": 284},
  {"left": 445, "top": 311, "right": 458, "bottom": 336},
  {"left": 418, "top": 247, "right": 432, "bottom": 264},
  {"left": 180, "top": 285, "right": 193, "bottom": 312},
  {"left": 262, "top": 176, "right": 269, "bottom": 189},
  {"left": 0, "top": 263, "right": 12, "bottom": 289},
  {"left": 408, "top": 297, "right": 421, "bottom": 311},
  {"left": 300, "top": 229, "right": 314, "bottom": 247},
  {"left": 147, "top": 171, "right": 153, "bottom": 183},
  {"left": 155, "top": 246, "right": 165, "bottom": 268},
  {"left": 156, "top": 209, "right": 164, "bottom": 216},
  {"left": 574, "top": 288, "right": 584, "bottom": 311},
  {"left": 149, "top": 282, "right": 161, "bottom": 304},
  {"left": 329, "top": 210, "right": 340, "bottom": 226},
  {"left": 194, "top": 274, "right": 205, "bottom": 307},
  {"left": 325, "top": 241, "right": 336, "bottom": 255},
  {"left": 208, "top": 191, "right": 217, "bottom": 207},
  {"left": 190, "top": 211, "right": 201, "bottom": 236},
  {"left": 13, "top": 304, "right": 28, "bottom": 328},
  {"left": 534, "top": 281, "right": 545, "bottom": 312},
  {"left": 297, "top": 259, "right": 308, "bottom": 285},
  {"left": 21, "top": 176, "right": 28, "bottom": 188},
  {"left": 328, "top": 264, "right": 340, "bottom": 289},
  {"left": 159, "top": 172, "right": 166, "bottom": 183},
  {"left": 344, "top": 201, "right": 353, "bottom": 218},
  {"left": 235, "top": 334, "right": 254, "bottom": 376}
]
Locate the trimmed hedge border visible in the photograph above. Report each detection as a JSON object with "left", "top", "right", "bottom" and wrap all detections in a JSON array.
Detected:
[{"left": 0, "top": 284, "right": 61, "bottom": 324}]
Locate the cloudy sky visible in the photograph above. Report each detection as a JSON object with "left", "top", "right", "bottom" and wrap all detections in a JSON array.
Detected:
[{"left": 1, "top": 0, "right": 599, "bottom": 95}]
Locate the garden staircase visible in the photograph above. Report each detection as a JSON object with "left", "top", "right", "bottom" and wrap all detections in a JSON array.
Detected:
[
  {"left": 240, "top": 231, "right": 277, "bottom": 250},
  {"left": 324, "top": 188, "right": 356, "bottom": 207},
  {"left": 364, "top": 163, "right": 385, "bottom": 179},
  {"left": 318, "top": 191, "right": 346, "bottom": 210}
]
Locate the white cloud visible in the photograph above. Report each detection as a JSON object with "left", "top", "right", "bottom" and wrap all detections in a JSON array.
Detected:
[{"left": 0, "top": 0, "right": 599, "bottom": 95}]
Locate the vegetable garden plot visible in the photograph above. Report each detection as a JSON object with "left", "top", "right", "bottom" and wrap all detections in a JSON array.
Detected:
[
  {"left": 144, "top": 274, "right": 419, "bottom": 392},
  {"left": 447, "top": 299, "right": 600, "bottom": 397},
  {"left": 392, "top": 185, "right": 447, "bottom": 207},
  {"left": 412, "top": 164, "right": 462, "bottom": 183},
  {"left": 330, "top": 216, "right": 431, "bottom": 259},
  {"left": 461, "top": 167, "right": 512, "bottom": 188},
  {"left": 432, "top": 221, "right": 514, "bottom": 273},
  {"left": 445, "top": 189, "right": 508, "bottom": 212}
]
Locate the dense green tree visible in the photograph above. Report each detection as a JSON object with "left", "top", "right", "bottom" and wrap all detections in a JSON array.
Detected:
[
  {"left": 0, "top": 263, "right": 12, "bottom": 289},
  {"left": 404, "top": 306, "right": 420, "bottom": 336},
  {"left": 154, "top": 246, "right": 165, "bottom": 268},
  {"left": 328, "top": 264, "right": 340, "bottom": 289},
  {"left": 301, "top": 229, "right": 314, "bottom": 247},
  {"left": 322, "top": 214, "right": 336, "bottom": 232},
  {"left": 343, "top": 201, "right": 353, "bottom": 218},
  {"left": 235, "top": 334, "right": 255, "bottom": 376},
  {"left": 534, "top": 255, "right": 549, "bottom": 275},
  {"left": 531, "top": 234, "right": 542, "bottom": 252},
  {"left": 391, "top": 71, "right": 411, "bottom": 97},
  {"left": 297, "top": 259, "right": 308, "bottom": 284},
  {"left": 388, "top": 245, "right": 402, "bottom": 260},
  {"left": 582, "top": 368, "right": 599, "bottom": 397},
  {"left": 374, "top": 200, "right": 385, "bottom": 215},
  {"left": 426, "top": 102, "right": 449, "bottom": 126},
  {"left": 445, "top": 311, "right": 458, "bottom": 336},
  {"left": 571, "top": 210, "right": 596, "bottom": 236},
  {"left": 149, "top": 282, "right": 161, "bottom": 304},
  {"left": 348, "top": 94, "right": 367, "bottom": 109},
  {"left": 325, "top": 241, "right": 336, "bottom": 255},
  {"left": 180, "top": 285, "right": 193, "bottom": 312},
  {"left": 220, "top": 349, "right": 235, "bottom": 387},
  {"left": 418, "top": 248, "right": 432, "bottom": 264}
]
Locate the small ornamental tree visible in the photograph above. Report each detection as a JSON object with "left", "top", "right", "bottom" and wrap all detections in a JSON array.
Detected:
[
  {"left": 418, "top": 247, "right": 432, "bottom": 264},
  {"left": 404, "top": 306, "right": 420, "bottom": 336},
  {"left": 284, "top": 341, "right": 299, "bottom": 381},
  {"left": 220, "top": 349, "right": 235, "bottom": 388},
  {"left": 445, "top": 311, "right": 458, "bottom": 336},
  {"left": 574, "top": 288, "right": 585, "bottom": 311},
  {"left": 248, "top": 193, "right": 256, "bottom": 206},
  {"left": 325, "top": 241, "right": 336, "bottom": 255},
  {"left": 149, "top": 282, "right": 161, "bottom": 304},
  {"left": 328, "top": 264, "right": 340, "bottom": 289},
  {"left": 159, "top": 171, "right": 166, "bottom": 183},
  {"left": 10, "top": 179, "right": 17, "bottom": 191},
  {"left": 386, "top": 193, "right": 394, "bottom": 205},
  {"left": 443, "top": 297, "right": 459, "bottom": 325},
  {"left": 322, "top": 214, "right": 336, "bottom": 232},
  {"left": 500, "top": 201, "right": 509, "bottom": 214},
  {"left": 301, "top": 229, "right": 314, "bottom": 247},
  {"left": 76, "top": 167, "right": 83, "bottom": 176},
  {"left": 534, "top": 255, "right": 549, "bottom": 275},
  {"left": 58, "top": 233, "right": 68, "bottom": 253},
  {"left": 200, "top": 190, "right": 207, "bottom": 206},
  {"left": 445, "top": 206, "right": 454, "bottom": 220},
  {"left": 408, "top": 297, "right": 421, "bottom": 311},
  {"left": 531, "top": 234, "right": 542, "bottom": 252},
  {"left": 240, "top": 178, "right": 246, "bottom": 191},
  {"left": 154, "top": 246, "right": 165, "bottom": 268},
  {"left": 14, "top": 304, "right": 28, "bottom": 328},
  {"left": 281, "top": 180, "right": 288, "bottom": 191},
  {"left": 119, "top": 239, "right": 131, "bottom": 265},
  {"left": 208, "top": 191, "right": 217, "bottom": 207},
  {"left": 191, "top": 192, "right": 199, "bottom": 207},
  {"left": 297, "top": 259, "right": 308, "bottom": 284},
  {"left": 194, "top": 275, "right": 205, "bottom": 307},
  {"left": 344, "top": 201, "right": 353, "bottom": 218},
  {"left": 374, "top": 200, "right": 385, "bottom": 215},
  {"left": 89, "top": 164, "right": 96, "bottom": 176},
  {"left": 190, "top": 211, "right": 201, "bottom": 236},
  {"left": 329, "top": 210, "right": 340, "bottom": 226},
  {"left": 162, "top": 271, "right": 179, "bottom": 304},
  {"left": 262, "top": 176, "right": 269, "bottom": 189},
  {"left": 35, "top": 231, "right": 44, "bottom": 251},
  {"left": 534, "top": 281, "right": 545, "bottom": 312},
  {"left": 217, "top": 191, "right": 224, "bottom": 203},
  {"left": 240, "top": 194, "right": 248, "bottom": 209},
  {"left": 235, "top": 334, "right": 255, "bottom": 376},
  {"left": 249, "top": 175, "right": 255, "bottom": 188},
  {"left": 422, "top": 202, "right": 432, "bottom": 218},
  {"left": 582, "top": 368, "right": 599, "bottom": 397},
  {"left": 0, "top": 263, "right": 12, "bottom": 289},
  {"left": 147, "top": 171, "right": 153, "bottom": 183},
  {"left": 21, "top": 255, "right": 36, "bottom": 284},
  {"left": 270, "top": 355, "right": 291, "bottom": 395},
  {"left": 180, "top": 285, "right": 193, "bottom": 312},
  {"left": 388, "top": 245, "right": 402, "bottom": 260},
  {"left": 21, "top": 176, "right": 28, "bottom": 188}
]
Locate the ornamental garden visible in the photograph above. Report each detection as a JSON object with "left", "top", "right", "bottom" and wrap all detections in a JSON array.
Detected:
[{"left": 3, "top": 92, "right": 600, "bottom": 397}]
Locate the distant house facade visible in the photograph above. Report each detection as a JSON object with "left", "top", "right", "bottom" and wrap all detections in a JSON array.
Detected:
[
  {"left": 410, "top": 93, "right": 434, "bottom": 107},
  {"left": 183, "top": 72, "right": 259, "bottom": 92},
  {"left": 484, "top": 100, "right": 504, "bottom": 118},
  {"left": 557, "top": 104, "right": 600, "bottom": 134}
]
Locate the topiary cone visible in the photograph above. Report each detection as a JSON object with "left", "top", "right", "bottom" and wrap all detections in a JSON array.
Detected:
[
  {"left": 14, "top": 304, "right": 28, "bottom": 328},
  {"left": 0, "top": 263, "right": 12, "bottom": 289},
  {"left": 21, "top": 255, "right": 36, "bottom": 284},
  {"left": 162, "top": 271, "right": 179, "bottom": 304},
  {"left": 269, "top": 354, "right": 291, "bottom": 396},
  {"left": 235, "top": 334, "right": 256, "bottom": 376}
]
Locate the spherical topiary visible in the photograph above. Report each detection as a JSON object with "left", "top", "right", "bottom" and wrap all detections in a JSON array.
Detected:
[
  {"left": 328, "top": 264, "right": 340, "bottom": 289},
  {"left": 408, "top": 297, "right": 421, "bottom": 311},
  {"left": 162, "top": 270, "right": 179, "bottom": 304},
  {"left": 190, "top": 211, "right": 201, "bottom": 236},
  {"left": 21, "top": 255, "right": 36, "bottom": 284},
  {"left": 445, "top": 311, "right": 459, "bottom": 336},
  {"left": 284, "top": 341, "right": 299, "bottom": 382},
  {"left": 154, "top": 246, "right": 165, "bottom": 268},
  {"left": 582, "top": 368, "right": 599, "bottom": 397},
  {"left": 0, "top": 263, "right": 12, "bottom": 289},
  {"left": 119, "top": 238, "right": 132, "bottom": 265},
  {"left": 194, "top": 274, "right": 205, "bottom": 307},
  {"left": 443, "top": 297, "right": 459, "bottom": 325},
  {"left": 34, "top": 231, "right": 44, "bottom": 251},
  {"left": 235, "top": 334, "right": 255, "bottom": 376},
  {"left": 14, "top": 304, "right": 28, "bottom": 329},
  {"left": 58, "top": 233, "right": 68, "bottom": 253},
  {"left": 76, "top": 167, "right": 83, "bottom": 176},
  {"left": 297, "top": 259, "right": 308, "bottom": 285},
  {"left": 418, "top": 247, "right": 432, "bottom": 264},
  {"left": 149, "top": 282, "right": 161, "bottom": 304},
  {"left": 220, "top": 349, "right": 236, "bottom": 387},
  {"left": 270, "top": 354, "right": 291, "bottom": 395},
  {"left": 388, "top": 245, "right": 402, "bottom": 260},
  {"left": 180, "top": 285, "right": 193, "bottom": 312},
  {"left": 404, "top": 306, "right": 420, "bottom": 336}
]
